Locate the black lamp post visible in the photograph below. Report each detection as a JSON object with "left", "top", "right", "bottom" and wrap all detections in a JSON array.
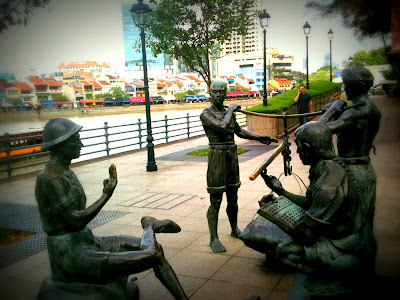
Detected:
[
  {"left": 130, "top": 0, "right": 157, "bottom": 172},
  {"left": 303, "top": 21, "right": 311, "bottom": 89},
  {"left": 348, "top": 56, "right": 353, "bottom": 66},
  {"left": 328, "top": 29, "right": 333, "bottom": 82},
  {"left": 259, "top": 9, "right": 270, "bottom": 106}
]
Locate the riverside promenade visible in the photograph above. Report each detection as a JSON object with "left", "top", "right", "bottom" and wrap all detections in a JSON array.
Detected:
[{"left": 0, "top": 95, "right": 399, "bottom": 299}]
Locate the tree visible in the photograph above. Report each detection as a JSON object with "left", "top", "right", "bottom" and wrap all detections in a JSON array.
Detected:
[
  {"left": 286, "top": 71, "right": 307, "bottom": 84},
  {"left": 146, "top": 0, "right": 256, "bottom": 88},
  {"left": 306, "top": 0, "right": 391, "bottom": 46},
  {"left": 318, "top": 65, "right": 339, "bottom": 72},
  {"left": 186, "top": 88, "right": 200, "bottom": 95},
  {"left": 96, "top": 92, "right": 113, "bottom": 100},
  {"left": 52, "top": 94, "right": 69, "bottom": 102},
  {"left": 0, "top": 0, "right": 51, "bottom": 32},
  {"left": 110, "top": 86, "right": 130, "bottom": 99},
  {"left": 351, "top": 47, "right": 388, "bottom": 66},
  {"left": 310, "top": 70, "right": 330, "bottom": 82},
  {"left": 174, "top": 92, "right": 187, "bottom": 102}
]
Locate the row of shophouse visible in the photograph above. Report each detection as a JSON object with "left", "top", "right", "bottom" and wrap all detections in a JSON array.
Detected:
[{"left": 0, "top": 64, "right": 293, "bottom": 109}]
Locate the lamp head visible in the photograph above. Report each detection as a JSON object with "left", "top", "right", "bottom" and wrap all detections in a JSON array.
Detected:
[
  {"left": 259, "top": 9, "right": 271, "bottom": 29},
  {"left": 303, "top": 21, "right": 311, "bottom": 35},
  {"left": 130, "top": 0, "right": 152, "bottom": 31}
]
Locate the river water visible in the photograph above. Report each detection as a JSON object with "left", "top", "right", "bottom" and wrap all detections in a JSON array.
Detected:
[
  {"left": 1, "top": 108, "right": 204, "bottom": 135},
  {"left": 1, "top": 108, "right": 209, "bottom": 164}
]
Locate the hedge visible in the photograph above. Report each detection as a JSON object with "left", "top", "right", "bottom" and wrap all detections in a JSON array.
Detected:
[{"left": 246, "top": 81, "right": 342, "bottom": 113}]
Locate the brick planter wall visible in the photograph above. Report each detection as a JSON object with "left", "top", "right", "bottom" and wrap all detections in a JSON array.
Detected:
[{"left": 246, "top": 90, "right": 340, "bottom": 138}]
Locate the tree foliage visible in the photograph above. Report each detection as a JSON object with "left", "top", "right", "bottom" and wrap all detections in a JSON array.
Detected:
[
  {"left": 310, "top": 70, "right": 330, "bottom": 82},
  {"left": 0, "top": 0, "right": 51, "bottom": 32},
  {"left": 306, "top": 0, "right": 391, "bottom": 41},
  {"left": 147, "top": 0, "right": 257, "bottom": 87},
  {"left": 110, "top": 86, "right": 130, "bottom": 99},
  {"left": 52, "top": 94, "right": 69, "bottom": 102},
  {"left": 351, "top": 47, "right": 388, "bottom": 66}
]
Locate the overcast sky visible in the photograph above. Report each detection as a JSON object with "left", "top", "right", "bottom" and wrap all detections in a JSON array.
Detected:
[{"left": 0, "top": 0, "right": 387, "bottom": 80}]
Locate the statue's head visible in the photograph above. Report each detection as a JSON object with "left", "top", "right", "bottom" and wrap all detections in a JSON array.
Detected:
[
  {"left": 342, "top": 66, "right": 374, "bottom": 99},
  {"left": 294, "top": 121, "right": 335, "bottom": 165},
  {"left": 42, "top": 118, "right": 83, "bottom": 159},
  {"left": 210, "top": 80, "right": 227, "bottom": 105}
]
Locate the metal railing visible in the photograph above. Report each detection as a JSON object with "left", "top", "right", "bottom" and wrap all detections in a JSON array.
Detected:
[{"left": 0, "top": 112, "right": 247, "bottom": 178}]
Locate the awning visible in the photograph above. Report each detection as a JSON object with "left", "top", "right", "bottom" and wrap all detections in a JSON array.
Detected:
[
  {"left": 40, "top": 100, "right": 56, "bottom": 105},
  {"left": 129, "top": 97, "right": 153, "bottom": 103},
  {"left": 249, "top": 91, "right": 259, "bottom": 95},
  {"left": 54, "top": 100, "right": 72, "bottom": 104},
  {"left": 122, "top": 98, "right": 130, "bottom": 103},
  {"left": 104, "top": 99, "right": 114, "bottom": 103},
  {"left": 79, "top": 99, "right": 104, "bottom": 103},
  {"left": 226, "top": 91, "right": 252, "bottom": 97}
]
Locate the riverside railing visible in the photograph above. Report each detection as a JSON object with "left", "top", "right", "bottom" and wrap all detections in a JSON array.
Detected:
[{"left": 0, "top": 112, "right": 247, "bottom": 178}]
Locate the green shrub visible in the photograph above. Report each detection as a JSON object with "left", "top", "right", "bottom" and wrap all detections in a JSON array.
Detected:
[
  {"left": 246, "top": 81, "right": 342, "bottom": 113},
  {"left": 187, "top": 148, "right": 249, "bottom": 156}
]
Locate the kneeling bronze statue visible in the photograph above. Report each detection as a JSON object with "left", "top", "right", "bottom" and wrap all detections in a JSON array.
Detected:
[
  {"left": 35, "top": 118, "right": 187, "bottom": 300},
  {"left": 241, "top": 122, "right": 376, "bottom": 298}
]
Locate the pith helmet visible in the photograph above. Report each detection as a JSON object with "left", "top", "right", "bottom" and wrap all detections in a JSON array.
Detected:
[{"left": 42, "top": 118, "right": 82, "bottom": 150}]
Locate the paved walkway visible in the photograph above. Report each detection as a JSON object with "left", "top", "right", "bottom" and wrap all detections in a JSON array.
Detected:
[{"left": 0, "top": 95, "right": 399, "bottom": 299}]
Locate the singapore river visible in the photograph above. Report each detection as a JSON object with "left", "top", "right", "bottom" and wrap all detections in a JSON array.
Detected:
[{"left": 0, "top": 108, "right": 204, "bottom": 135}]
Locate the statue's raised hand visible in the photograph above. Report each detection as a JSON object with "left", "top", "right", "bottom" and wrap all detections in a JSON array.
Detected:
[{"left": 103, "top": 164, "right": 118, "bottom": 196}]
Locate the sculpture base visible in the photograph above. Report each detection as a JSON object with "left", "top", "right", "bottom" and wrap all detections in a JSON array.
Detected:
[
  {"left": 37, "top": 276, "right": 139, "bottom": 300},
  {"left": 287, "top": 273, "right": 374, "bottom": 300}
]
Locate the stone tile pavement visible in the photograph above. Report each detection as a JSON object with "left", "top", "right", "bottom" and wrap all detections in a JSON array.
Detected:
[{"left": 0, "top": 95, "right": 399, "bottom": 299}]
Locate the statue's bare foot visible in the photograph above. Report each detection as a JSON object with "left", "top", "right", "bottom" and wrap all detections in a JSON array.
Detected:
[
  {"left": 141, "top": 216, "right": 181, "bottom": 233},
  {"left": 231, "top": 227, "right": 242, "bottom": 238},
  {"left": 210, "top": 238, "right": 226, "bottom": 253}
]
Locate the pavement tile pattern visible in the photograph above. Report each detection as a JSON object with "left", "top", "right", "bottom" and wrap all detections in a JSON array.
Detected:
[{"left": 0, "top": 202, "right": 127, "bottom": 269}]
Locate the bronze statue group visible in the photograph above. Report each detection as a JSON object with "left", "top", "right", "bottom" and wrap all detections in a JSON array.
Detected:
[{"left": 35, "top": 66, "right": 380, "bottom": 299}]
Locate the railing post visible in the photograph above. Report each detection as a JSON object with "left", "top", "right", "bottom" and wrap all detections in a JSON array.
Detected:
[
  {"left": 164, "top": 115, "right": 169, "bottom": 143},
  {"left": 186, "top": 113, "right": 190, "bottom": 138},
  {"left": 138, "top": 118, "right": 142, "bottom": 149},
  {"left": 104, "top": 122, "right": 110, "bottom": 156},
  {"left": 5, "top": 133, "right": 12, "bottom": 179}
]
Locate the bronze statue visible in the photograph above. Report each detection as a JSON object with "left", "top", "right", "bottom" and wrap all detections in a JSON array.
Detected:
[
  {"left": 200, "top": 80, "right": 277, "bottom": 252},
  {"left": 320, "top": 65, "right": 381, "bottom": 226},
  {"left": 261, "top": 122, "right": 376, "bottom": 273},
  {"left": 241, "top": 122, "right": 377, "bottom": 297},
  {"left": 35, "top": 118, "right": 187, "bottom": 300}
]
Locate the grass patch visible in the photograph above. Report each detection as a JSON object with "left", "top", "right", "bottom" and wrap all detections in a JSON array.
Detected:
[
  {"left": 246, "top": 81, "right": 342, "bottom": 114},
  {"left": 186, "top": 148, "right": 250, "bottom": 156},
  {"left": 0, "top": 226, "right": 34, "bottom": 246}
]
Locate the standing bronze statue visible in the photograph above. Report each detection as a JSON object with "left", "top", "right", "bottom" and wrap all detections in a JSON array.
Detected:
[
  {"left": 35, "top": 118, "right": 187, "bottom": 300},
  {"left": 320, "top": 65, "right": 381, "bottom": 226},
  {"left": 200, "top": 80, "right": 277, "bottom": 252}
]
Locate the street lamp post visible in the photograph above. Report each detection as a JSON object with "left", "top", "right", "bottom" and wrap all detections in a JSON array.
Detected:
[
  {"left": 130, "top": 0, "right": 157, "bottom": 172},
  {"left": 303, "top": 22, "right": 311, "bottom": 89},
  {"left": 328, "top": 29, "right": 333, "bottom": 82},
  {"left": 259, "top": 9, "right": 270, "bottom": 106}
]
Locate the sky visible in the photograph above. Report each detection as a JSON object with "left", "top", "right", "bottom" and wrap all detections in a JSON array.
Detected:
[{"left": 0, "top": 0, "right": 387, "bottom": 80}]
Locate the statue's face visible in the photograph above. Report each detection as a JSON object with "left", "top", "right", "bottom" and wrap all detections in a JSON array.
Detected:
[
  {"left": 294, "top": 135, "right": 311, "bottom": 165},
  {"left": 59, "top": 133, "right": 83, "bottom": 160},
  {"left": 210, "top": 83, "right": 226, "bottom": 105}
]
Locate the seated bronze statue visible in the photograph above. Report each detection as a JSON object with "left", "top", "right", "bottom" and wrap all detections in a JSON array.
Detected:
[
  {"left": 241, "top": 122, "right": 376, "bottom": 297},
  {"left": 35, "top": 117, "right": 187, "bottom": 300}
]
